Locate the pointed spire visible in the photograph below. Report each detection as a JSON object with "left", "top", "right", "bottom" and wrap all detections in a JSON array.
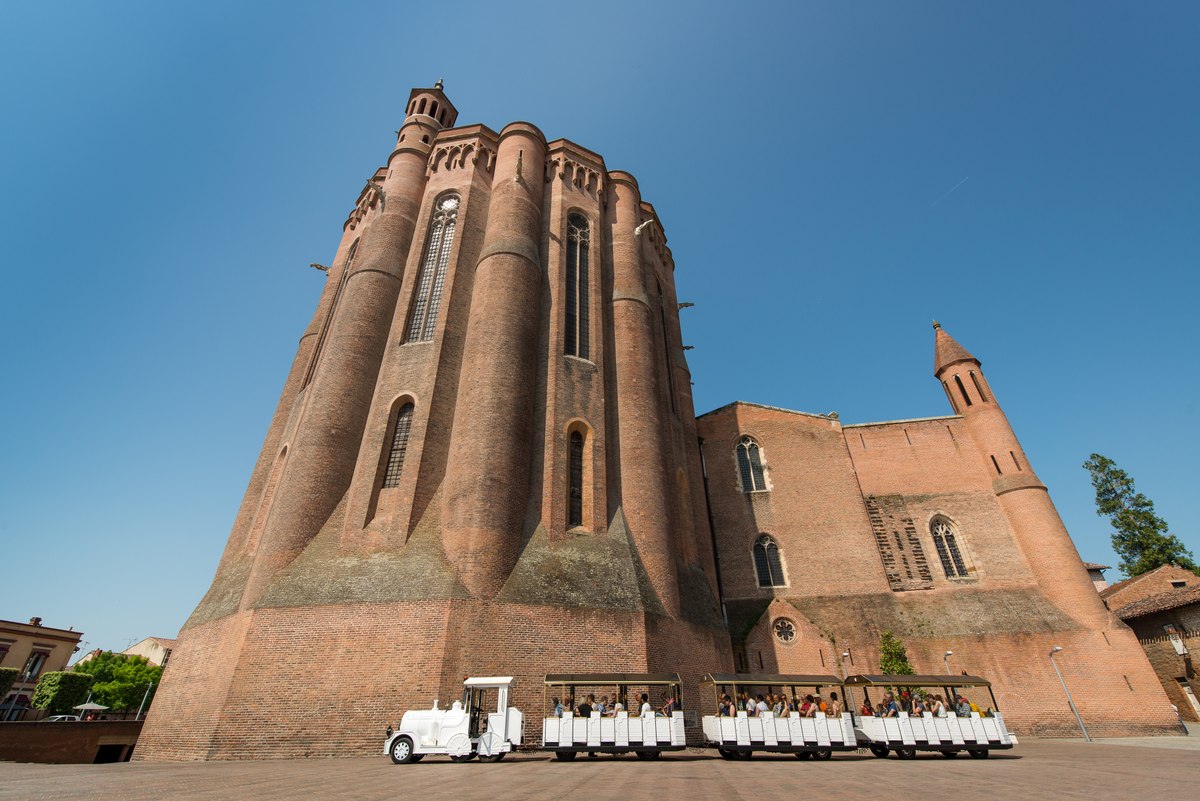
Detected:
[{"left": 933, "top": 321, "right": 980, "bottom": 375}]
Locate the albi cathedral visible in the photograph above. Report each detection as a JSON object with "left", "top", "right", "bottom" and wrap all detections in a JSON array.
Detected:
[{"left": 136, "top": 81, "right": 1178, "bottom": 759}]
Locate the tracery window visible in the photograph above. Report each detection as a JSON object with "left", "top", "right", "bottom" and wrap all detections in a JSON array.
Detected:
[
  {"left": 753, "top": 534, "right": 786, "bottom": 588},
  {"left": 404, "top": 194, "right": 460, "bottom": 343},
  {"left": 568, "top": 430, "right": 584, "bottom": 527},
  {"left": 931, "top": 516, "right": 970, "bottom": 578},
  {"left": 773, "top": 618, "right": 797, "bottom": 643},
  {"left": 736, "top": 436, "right": 767, "bottom": 492},
  {"left": 381, "top": 403, "right": 415, "bottom": 488},
  {"left": 564, "top": 213, "right": 590, "bottom": 359}
]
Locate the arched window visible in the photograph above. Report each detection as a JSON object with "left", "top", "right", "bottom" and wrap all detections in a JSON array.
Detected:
[
  {"left": 736, "top": 436, "right": 767, "bottom": 492},
  {"left": 568, "top": 430, "right": 584, "bottom": 527},
  {"left": 564, "top": 213, "right": 590, "bottom": 358},
  {"left": 303, "top": 239, "right": 358, "bottom": 388},
  {"left": 931, "top": 516, "right": 970, "bottom": 578},
  {"left": 381, "top": 403, "right": 415, "bottom": 488},
  {"left": 753, "top": 535, "right": 785, "bottom": 587},
  {"left": 404, "top": 195, "right": 459, "bottom": 343}
]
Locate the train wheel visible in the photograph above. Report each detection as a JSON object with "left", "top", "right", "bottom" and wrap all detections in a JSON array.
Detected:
[
  {"left": 449, "top": 754, "right": 474, "bottom": 763},
  {"left": 794, "top": 751, "right": 811, "bottom": 760},
  {"left": 814, "top": 749, "right": 833, "bottom": 760},
  {"left": 479, "top": 752, "right": 504, "bottom": 763},
  {"left": 894, "top": 747, "right": 917, "bottom": 760},
  {"left": 718, "top": 748, "right": 737, "bottom": 760},
  {"left": 968, "top": 749, "right": 989, "bottom": 759},
  {"left": 869, "top": 745, "right": 889, "bottom": 758},
  {"left": 940, "top": 750, "right": 960, "bottom": 758},
  {"left": 389, "top": 736, "right": 415, "bottom": 764},
  {"left": 737, "top": 750, "right": 753, "bottom": 760},
  {"left": 555, "top": 751, "right": 577, "bottom": 761}
]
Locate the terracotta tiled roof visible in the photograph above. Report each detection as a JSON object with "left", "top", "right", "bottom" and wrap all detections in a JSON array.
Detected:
[
  {"left": 1116, "top": 586, "right": 1200, "bottom": 620},
  {"left": 1100, "top": 564, "right": 1173, "bottom": 599},
  {"left": 1082, "top": 562, "right": 1111, "bottom": 571},
  {"left": 932, "top": 323, "right": 979, "bottom": 374}
]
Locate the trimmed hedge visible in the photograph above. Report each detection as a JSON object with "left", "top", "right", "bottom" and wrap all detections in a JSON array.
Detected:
[
  {"left": 30, "top": 671, "right": 94, "bottom": 715},
  {"left": 0, "top": 667, "right": 18, "bottom": 699}
]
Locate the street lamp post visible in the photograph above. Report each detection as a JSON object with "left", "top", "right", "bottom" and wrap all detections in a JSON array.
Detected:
[
  {"left": 1049, "top": 646, "right": 1091, "bottom": 742},
  {"left": 943, "top": 651, "right": 954, "bottom": 675},
  {"left": 136, "top": 682, "right": 155, "bottom": 721}
]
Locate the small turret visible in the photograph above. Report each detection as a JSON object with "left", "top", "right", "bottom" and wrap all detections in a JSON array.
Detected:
[{"left": 403, "top": 79, "right": 458, "bottom": 130}]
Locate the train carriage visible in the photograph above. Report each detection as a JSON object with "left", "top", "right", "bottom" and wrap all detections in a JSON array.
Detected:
[
  {"left": 541, "top": 674, "right": 686, "bottom": 760},
  {"left": 845, "top": 674, "right": 1017, "bottom": 759},
  {"left": 699, "top": 674, "right": 857, "bottom": 759}
]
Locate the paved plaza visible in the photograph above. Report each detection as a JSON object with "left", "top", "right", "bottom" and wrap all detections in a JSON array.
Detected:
[{"left": 2, "top": 739, "right": 1199, "bottom": 801}]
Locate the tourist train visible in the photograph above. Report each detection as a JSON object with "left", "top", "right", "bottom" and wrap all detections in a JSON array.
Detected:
[{"left": 383, "top": 672, "right": 1016, "bottom": 763}]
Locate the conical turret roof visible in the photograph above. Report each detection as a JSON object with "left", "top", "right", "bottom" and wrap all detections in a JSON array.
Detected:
[{"left": 932, "top": 321, "right": 979, "bottom": 374}]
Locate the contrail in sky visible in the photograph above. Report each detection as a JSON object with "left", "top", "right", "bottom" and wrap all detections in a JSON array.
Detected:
[{"left": 926, "top": 176, "right": 970, "bottom": 211}]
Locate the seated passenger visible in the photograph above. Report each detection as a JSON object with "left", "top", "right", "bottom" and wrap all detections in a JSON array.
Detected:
[
  {"left": 815, "top": 694, "right": 827, "bottom": 714},
  {"left": 883, "top": 692, "right": 900, "bottom": 717},
  {"left": 956, "top": 696, "right": 972, "bottom": 717},
  {"left": 826, "top": 691, "right": 842, "bottom": 716},
  {"left": 608, "top": 696, "right": 624, "bottom": 717},
  {"left": 875, "top": 702, "right": 887, "bottom": 716},
  {"left": 577, "top": 695, "right": 594, "bottom": 718},
  {"left": 860, "top": 700, "right": 874, "bottom": 716},
  {"left": 597, "top": 695, "right": 609, "bottom": 716},
  {"left": 639, "top": 693, "right": 653, "bottom": 717},
  {"left": 564, "top": 697, "right": 575, "bottom": 715},
  {"left": 911, "top": 695, "right": 926, "bottom": 715},
  {"left": 755, "top": 694, "right": 770, "bottom": 717},
  {"left": 717, "top": 694, "right": 732, "bottom": 716},
  {"left": 799, "top": 694, "right": 814, "bottom": 717},
  {"left": 552, "top": 696, "right": 564, "bottom": 718},
  {"left": 930, "top": 695, "right": 947, "bottom": 717}
]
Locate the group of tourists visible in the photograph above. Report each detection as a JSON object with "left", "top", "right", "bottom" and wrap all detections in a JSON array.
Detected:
[
  {"left": 717, "top": 691, "right": 843, "bottom": 717},
  {"left": 858, "top": 690, "right": 987, "bottom": 718},
  {"left": 551, "top": 692, "right": 681, "bottom": 718}
]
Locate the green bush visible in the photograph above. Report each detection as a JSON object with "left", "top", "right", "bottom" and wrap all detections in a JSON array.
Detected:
[
  {"left": 0, "top": 667, "right": 18, "bottom": 699},
  {"left": 30, "top": 671, "right": 94, "bottom": 715},
  {"left": 879, "top": 630, "right": 916, "bottom": 675}
]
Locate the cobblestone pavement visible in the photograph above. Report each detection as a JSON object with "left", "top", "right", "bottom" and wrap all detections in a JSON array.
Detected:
[{"left": 2, "top": 740, "right": 1198, "bottom": 801}]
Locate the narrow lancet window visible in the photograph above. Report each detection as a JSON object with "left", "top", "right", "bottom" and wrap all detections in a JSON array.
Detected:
[
  {"left": 736, "top": 436, "right": 767, "bottom": 492},
  {"left": 404, "top": 195, "right": 460, "bottom": 343},
  {"left": 568, "top": 430, "right": 584, "bottom": 527},
  {"left": 970, "top": 371, "right": 989, "bottom": 403},
  {"left": 564, "top": 213, "right": 590, "bottom": 359},
  {"left": 954, "top": 375, "right": 973, "bottom": 407},
  {"left": 753, "top": 535, "right": 786, "bottom": 587},
  {"left": 382, "top": 403, "right": 415, "bottom": 488},
  {"left": 931, "top": 516, "right": 970, "bottom": 578}
]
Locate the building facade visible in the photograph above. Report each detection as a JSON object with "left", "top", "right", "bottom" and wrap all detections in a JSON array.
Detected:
[
  {"left": 1101, "top": 565, "right": 1200, "bottom": 721},
  {"left": 136, "top": 81, "right": 1179, "bottom": 759},
  {"left": 0, "top": 617, "right": 83, "bottom": 721}
]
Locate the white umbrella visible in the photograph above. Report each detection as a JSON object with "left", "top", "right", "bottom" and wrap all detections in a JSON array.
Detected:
[{"left": 73, "top": 702, "right": 109, "bottom": 712}]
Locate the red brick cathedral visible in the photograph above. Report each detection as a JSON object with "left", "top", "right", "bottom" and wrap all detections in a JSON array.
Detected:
[{"left": 137, "top": 82, "right": 1177, "bottom": 759}]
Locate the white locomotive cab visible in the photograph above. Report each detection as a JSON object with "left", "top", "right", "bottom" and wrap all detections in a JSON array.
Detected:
[{"left": 384, "top": 676, "right": 523, "bottom": 764}]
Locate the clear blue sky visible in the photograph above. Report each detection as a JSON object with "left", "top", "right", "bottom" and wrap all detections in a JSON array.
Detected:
[{"left": 1, "top": 1, "right": 1197, "bottom": 656}]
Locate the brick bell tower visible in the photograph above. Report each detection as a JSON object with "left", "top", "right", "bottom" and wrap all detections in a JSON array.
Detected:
[
  {"left": 136, "top": 80, "right": 732, "bottom": 760},
  {"left": 933, "top": 322, "right": 1110, "bottom": 628}
]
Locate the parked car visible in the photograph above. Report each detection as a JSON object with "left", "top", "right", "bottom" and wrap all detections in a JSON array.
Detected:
[{"left": 46, "top": 715, "right": 81, "bottom": 722}]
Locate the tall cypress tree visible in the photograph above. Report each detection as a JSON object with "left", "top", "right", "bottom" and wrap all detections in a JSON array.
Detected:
[{"left": 1083, "top": 453, "right": 1197, "bottom": 577}]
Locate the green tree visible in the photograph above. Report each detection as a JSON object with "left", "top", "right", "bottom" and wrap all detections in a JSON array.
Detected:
[
  {"left": 879, "top": 630, "right": 915, "bottom": 675},
  {"left": 0, "top": 667, "right": 18, "bottom": 700},
  {"left": 1083, "top": 453, "right": 1197, "bottom": 577},
  {"left": 71, "top": 652, "right": 162, "bottom": 711},
  {"left": 30, "top": 672, "right": 94, "bottom": 715}
]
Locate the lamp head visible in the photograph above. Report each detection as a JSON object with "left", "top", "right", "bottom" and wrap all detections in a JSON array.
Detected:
[
  {"left": 1050, "top": 646, "right": 1063, "bottom": 654},
  {"left": 944, "top": 650, "right": 954, "bottom": 657}
]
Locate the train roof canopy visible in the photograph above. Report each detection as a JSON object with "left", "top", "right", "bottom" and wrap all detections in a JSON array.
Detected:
[
  {"left": 701, "top": 673, "right": 843, "bottom": 686},
  {"left": 543, "top": 673, "right": 682, "bottom": 685},
  {"left": 844, "top": 674, "right": 992, "bottom": 687}
]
